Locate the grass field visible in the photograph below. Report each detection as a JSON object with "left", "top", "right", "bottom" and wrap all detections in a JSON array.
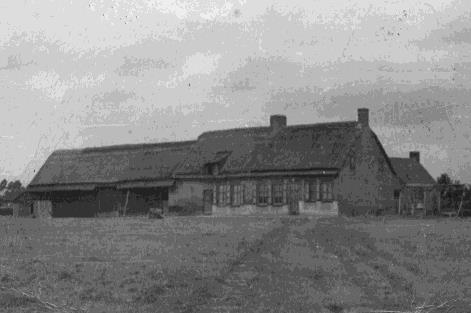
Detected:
[{"left": 0, "top": 216, "right": 470, "bottom": 313}]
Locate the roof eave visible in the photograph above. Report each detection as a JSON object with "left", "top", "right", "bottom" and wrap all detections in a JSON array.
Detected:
[{"left": 175, "top": 168, "right": 339, "bottom": 179}]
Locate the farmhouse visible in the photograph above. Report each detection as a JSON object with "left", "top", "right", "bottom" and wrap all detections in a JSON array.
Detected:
[{"left": 27, "top": 108, "right": 435, "bottom": 217}]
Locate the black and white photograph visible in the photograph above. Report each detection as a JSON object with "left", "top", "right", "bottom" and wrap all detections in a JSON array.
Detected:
[{"left": 1, "top": 1, "right": 471, "bottom": 312}]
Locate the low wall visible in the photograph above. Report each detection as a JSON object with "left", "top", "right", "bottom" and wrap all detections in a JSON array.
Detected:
[
  {"left": 299, "top": 201, "right": 338, "bottom": 216},
  {"left": 212, "top": 204, "right": 289, "bottom": 215},
  {"left": 212, "top": 201, "right": 338, "bottom": 216}
]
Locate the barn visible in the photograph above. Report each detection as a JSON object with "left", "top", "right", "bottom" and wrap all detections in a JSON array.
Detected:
[
  {"left": 27, "top": 141, "right": 194, "bottom": 217},
  {"left": 27, "top": 108, "right": 434, "bottom": 217}
]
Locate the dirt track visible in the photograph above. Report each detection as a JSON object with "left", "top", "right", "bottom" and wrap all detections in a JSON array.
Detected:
[{"left": 194, "top": 217, "right": 470, "bottom": 313}]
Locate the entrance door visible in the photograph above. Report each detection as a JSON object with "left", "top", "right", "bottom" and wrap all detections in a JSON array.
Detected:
[
  {"left": 287, "top": 181, "right": 300, "bottom": 215},
  {"left": 203, "top": 190, "right": 213, "bottom": 215}
]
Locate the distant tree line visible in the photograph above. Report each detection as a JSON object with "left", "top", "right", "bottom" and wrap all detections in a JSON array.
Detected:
[{"left": 0, "top": 179, "right": 26, "bottom": 203}]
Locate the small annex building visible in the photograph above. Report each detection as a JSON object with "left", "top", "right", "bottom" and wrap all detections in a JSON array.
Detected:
[
  {"left": 390, "top": 152, "right": 439, "bottom": 216},
  {"left": 27, "top": 108, "right": 431, "bottom": 217}
]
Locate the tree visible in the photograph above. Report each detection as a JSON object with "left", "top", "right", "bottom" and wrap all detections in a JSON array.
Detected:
[
  {"left": 437, "top": 173, "right": 452, "bottom": 185},
  {"left": 436, "top": 173, "right": 470, "bottom": 215},
  {"left": 0, "top": 179, "right": 25, "bottom": 201},
  {"left": 0, "top": 179, "right": 7, "bottom": 193}
]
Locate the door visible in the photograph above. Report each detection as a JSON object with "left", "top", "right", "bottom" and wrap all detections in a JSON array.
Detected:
[
  {"left": 287, "top": 181, "right": 300, "bottom": 215},
  {"left": 203, "top": 190, "right": 213, "bottom": 215}
]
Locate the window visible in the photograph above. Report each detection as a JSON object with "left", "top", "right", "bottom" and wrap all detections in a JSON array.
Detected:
[
  {"left": 204, "top": 163, "right": 219, "bottom": 175},
  {"left": 212, "top": 164, "right": 219, "bottom": 176},
  {"left": 257, "top": 182, "right": 269, "bottom": 205},
  {"left": 272, "top": 181, "right": 284, "bottom": 205},
  {"left": 243, "top": 183, "right": 254, "bottom": 204},
  {"left": 218, "top": 183, "right": 231, "bottom": 206},
  {"left": 413, "top": 188, "right": 425, "bottom": 202},
  {"left": 307, "top": 179, "right": 318, "bottom": 202},
  {"left": 232, "top": 184, "right": 243, "bottom": 206},
  {"left": 394, "top": 189, "right": 401, "bottom": 199},
  {"left": 320, "top": 180, "right": 333, "bottom": 201}
]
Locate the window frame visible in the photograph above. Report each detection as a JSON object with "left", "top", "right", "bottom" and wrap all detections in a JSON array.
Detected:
[
  {"left": 306, "top": 179, "right": 318, "bottom": 202},
  {"left": 320, "top": 179, "right": 334, "bottom": 202},
  {"left": 257, "top": 182, "right": 270, "bottom": 206},
  {"left": 243, "top": 183, "right": 253, "bottom": 204},
  {"left": 413, "top": 187, "right": 425, "bottom": 203},
  {"left": 218, "top": 183, "right": 231, "bottom": 206},
  {"left": 232, "top": 183, "right": 243, "bottom": 207},
  {"left": 271, "top": 181, "right": 284, "bottom": 206}
]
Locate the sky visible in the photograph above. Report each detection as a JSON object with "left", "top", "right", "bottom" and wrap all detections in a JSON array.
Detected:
[{"left": 1, "top": 0, "right": 471, "bottom": 184}]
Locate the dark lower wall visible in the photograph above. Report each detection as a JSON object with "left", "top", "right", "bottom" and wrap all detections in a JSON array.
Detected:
[
  {"left": 34, "top": 187, "right": 170, "bottom": 217},
  {"left": 29, "top": 191, "right": 97, "bottom": 217},
  {"left": 50, "top": 191, "right": 99, "bottom": 217}
]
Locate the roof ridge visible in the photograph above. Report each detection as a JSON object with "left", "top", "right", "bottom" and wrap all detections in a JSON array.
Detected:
[
  {"left": 53, "top": 140, "right": 196, "bottom": 155},
  {"left": 198, "top": 120, "right": 358, "bottom": 139},
  {"left": 198, "top": 126, "right": 270, "bottom": 138},
  {"left": 286, "top": 120, "right": 358, "bottom": 129}
]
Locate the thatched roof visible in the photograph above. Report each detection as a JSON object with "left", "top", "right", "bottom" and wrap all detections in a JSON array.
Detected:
[
  {"left": 28, "top": 141, "right": 195, "bottom": 191},
  {"left": 243, "top": 122, "right": 362, "bottom": 172},
  {"left": 390, "top": 157, "right": 436, "bottom": 186},
  {"left": 175, "top": 121, "right": 366, "bottom": 175},
  {"left": 29, "top": 116, "right": 403, "bottom": 191}
]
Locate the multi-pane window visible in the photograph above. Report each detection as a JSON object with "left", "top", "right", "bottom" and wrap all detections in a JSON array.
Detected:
[
  {"left": 257, "top": 182, "right": 270, "bottom": 205},
  {"left": 272, "top": 181, "right": 284, "bottom": 205},
  {"left": 232, "top": 184, "right": 243, "bottom": 206},
  {"left": 243, "top": 183, "right": 254, "bottom": 204},
  {"left": 218, "top": 183, "right": 231, "bottom": 206},
  {"left": 307, "top": 179, "right": 318, "bottom": 202},
  {"left": 320, "top": 180, "right": 333, "bottom": 201},
  {"left": 413, "top": 188, "right": 425, "bottom": 202}
]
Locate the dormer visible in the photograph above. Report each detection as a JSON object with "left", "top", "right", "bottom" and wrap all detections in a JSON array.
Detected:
[
  {"left": 203, "top": 163, "right": 220, "bottom": 175},
  {"left": 202, "top": 151, "right": 231, "bottom": 175}
]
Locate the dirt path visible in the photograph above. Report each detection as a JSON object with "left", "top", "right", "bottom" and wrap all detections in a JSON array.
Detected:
[{"left": 194, "top": 217, "right": 297, "bottom": 313}]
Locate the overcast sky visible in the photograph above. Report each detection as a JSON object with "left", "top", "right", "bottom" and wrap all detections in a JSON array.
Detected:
[{"left": 1, "top": 0, "right": 471, "bottom": 184}]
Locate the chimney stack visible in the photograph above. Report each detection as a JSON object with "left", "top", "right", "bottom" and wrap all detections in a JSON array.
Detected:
[
  {"left": 270, "top": 115, "right": 287, "bottom": 132},
  {"left": 410, "top": 151, "right": 420, "bottom": 163},
  {"left": 358, "top": 108, "right": 369, "bottom": 127}
]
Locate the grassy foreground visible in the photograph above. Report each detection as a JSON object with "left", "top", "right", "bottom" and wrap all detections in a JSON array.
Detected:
[
  {"left": 0, "top": 216, "right": 470, "bottom": 313},
  {"left": 0, "top": 216, "right": 280, "bottom": 313}
]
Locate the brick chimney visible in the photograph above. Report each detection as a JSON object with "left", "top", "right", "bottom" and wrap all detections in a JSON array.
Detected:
[
  {"left": 357, "top": 108, "right": 369, "bottom": 127},
  {"left": 410, "top": 151, "right": 420, "bottom": 163},
  {"left": 270, "top": 115, "right": 287, "bottom": 132}
]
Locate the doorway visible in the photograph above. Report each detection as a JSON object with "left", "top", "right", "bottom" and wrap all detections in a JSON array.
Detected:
[
  {"left": 203, "top": 189, "right": 213, "bottom": 215},
  {"left": 287, "top": 181, "right": 300, "bottom": 215}
]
